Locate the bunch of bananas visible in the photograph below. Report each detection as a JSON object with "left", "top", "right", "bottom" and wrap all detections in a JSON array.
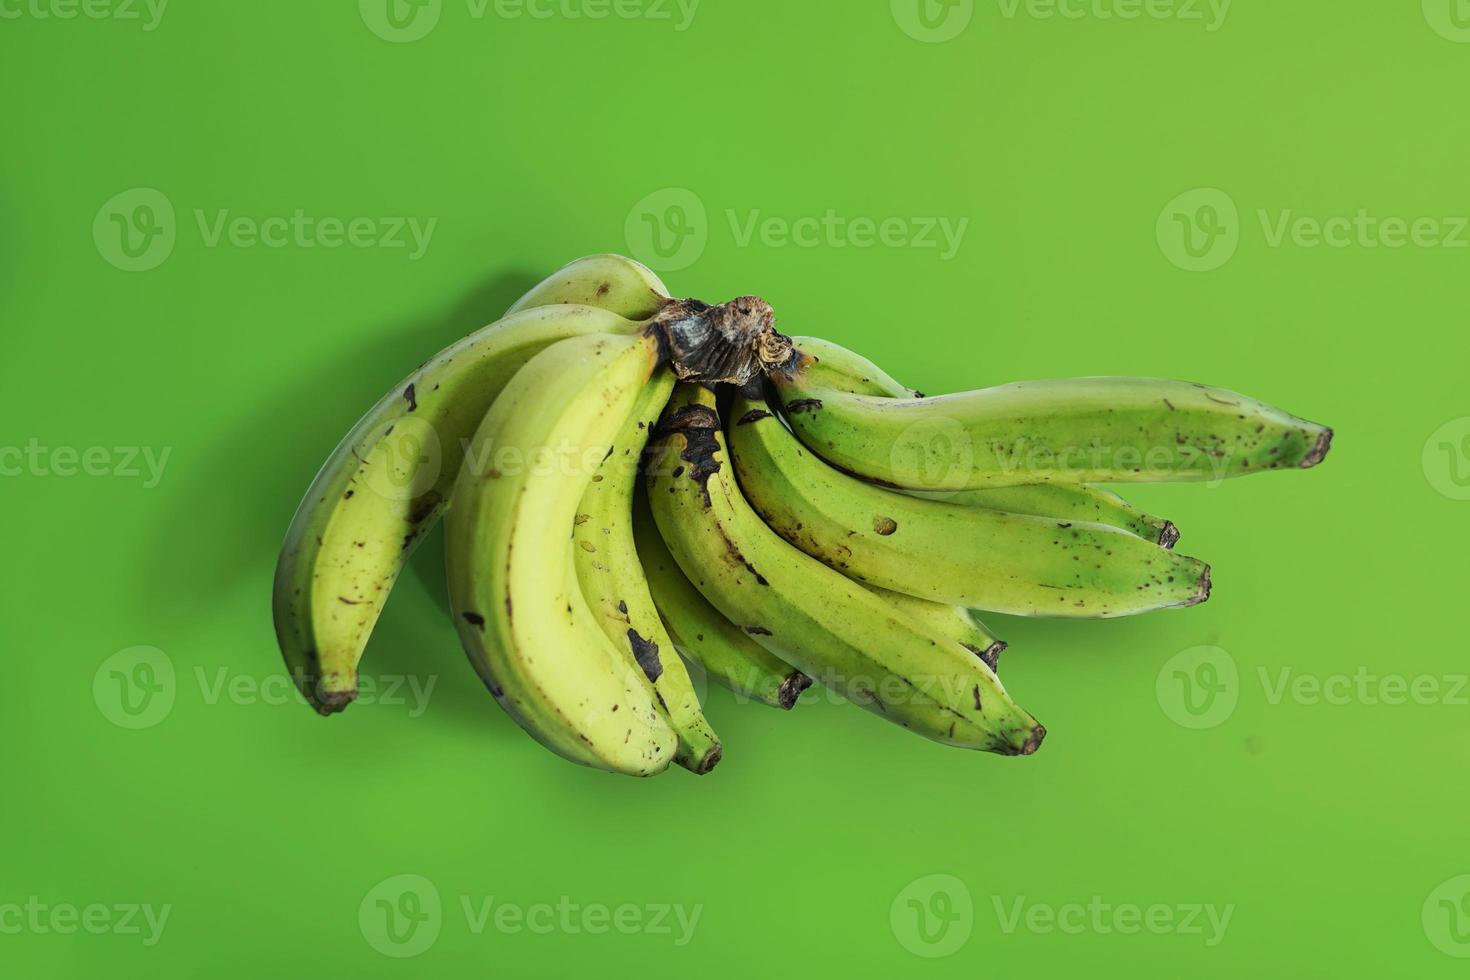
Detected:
[{"left": 273, "top": 255, "right": 1332, "bottom": 776}]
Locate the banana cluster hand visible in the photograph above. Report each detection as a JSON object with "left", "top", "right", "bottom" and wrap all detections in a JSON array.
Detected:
[{"left": 273, "top": 255, "right": 1333, "bottom": 775}]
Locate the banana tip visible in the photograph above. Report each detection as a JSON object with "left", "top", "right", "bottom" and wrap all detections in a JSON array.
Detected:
[
  {"left": 311, "top": 689, "right": 357, "bottom": 717},
  {"left": 981, "top": 641, "right": 1005, "bottom": 674},
  {"left": 1190, "top": 566, "right": 1213, "bottom": 606},
  {"left": 1015, "top": 724, "right": 1046, "bottom": 756},
  {"left": 688, "top": 743, "right": 723, "bottom": 775},
  {"left": 1301, "top": 427, "right": 1333, "bottom": 468},
  {"left": 1158, "top": 521, "right": 1180, "bottom": 550},
  {"left": 778, "top": 672, "right": 814, "bottom": 710}
]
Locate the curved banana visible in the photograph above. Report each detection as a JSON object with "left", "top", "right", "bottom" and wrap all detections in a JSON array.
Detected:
[
  {"left": 790, "top": 337, "right": 1178, "bottom": 546},
  {"left": 574, "top": 368, "right": 723, "bottom": 774},
  {"left": 633, "top": 487, "right": 811, "bottom": 710},
  {"left": 446, "top": 331, "right": 676, "bottom": 776},
  {"left": 508, "top": 253, "right": 670, "bottom": 320},
  {"left": 647, "top": 385, "right": 1045, "bottom": 755},
  {"left": 273, "top": 303, "right": 643, "bottom": 714},
  {"left": 772, "top": 365, "right": 1333, "bottom": 491},
  {"left": 728, "top": 394, "right": 1210, "bottom": 618},
  {"left": 864, "top": 586, "right": 1006, "bottom": 673}
]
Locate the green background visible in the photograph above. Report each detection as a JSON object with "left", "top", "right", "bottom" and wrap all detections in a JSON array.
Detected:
[{"left": 4, "top": 1, "right": 1468, "bottom": 975}]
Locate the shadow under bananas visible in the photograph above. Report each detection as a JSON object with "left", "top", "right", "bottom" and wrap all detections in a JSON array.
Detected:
[{"left": 142, "top": 269, "right": 541, "bottom": 735}]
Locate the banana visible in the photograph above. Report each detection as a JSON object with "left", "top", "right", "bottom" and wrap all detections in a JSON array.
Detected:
[
  {"left": 728, "top": 393, "right": 1210, "bottom": 618},
  {"left": 633, "top": 486, "right": 812, "bottom": 710},
  {"left": 647, "top": 384, "right": 1045, "bottom": 755},
  {"left": 864, "top": 586, "right": 1006, "bottom": 673},
  {"left": 573, "top": 368, "right": 723, "bottom": 774},
  {"left": 508, "top": 253, "right": 670, "bottom": 321},
  {"left": 273, "top": 303, "right": 644, "bottom": 714},
  {"left": 773, "top": 365, "right": 1333, "bottom": 491},
  {"left": 789, "top": 336, "right": 1178, "bottom": 546},
  {"left": 446, "top": 331, "right": 676, "bottom": 775}
]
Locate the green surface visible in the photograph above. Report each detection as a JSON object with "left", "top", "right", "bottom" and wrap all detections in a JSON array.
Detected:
[{"left": 3, "top": 2, "right": 1468, "bottom": 975}]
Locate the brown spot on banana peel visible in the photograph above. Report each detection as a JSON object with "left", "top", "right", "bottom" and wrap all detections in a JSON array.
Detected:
[
  {"left": 785, "top": 398, "right": 823, "bottom": 415},
  {"left": 462, "top": 611, "right": 485, "bottom": 630},
  {"left": 403, "top": 383, "right": 418, "bottom": 412},
  {"left": 737, "top": 409, "right": 772, "bottom": 425},
  {"left": 626, "top": 629, "right": 663, "bottom": 682},
  {"left": 873, "top": 516, "right": 898, "bottom": 536},
  {"left": 659, "top": 404, "right": 722, "bottom": 504}
]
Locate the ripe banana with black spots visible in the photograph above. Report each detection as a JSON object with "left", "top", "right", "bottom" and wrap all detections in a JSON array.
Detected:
[
  {"left": 633, "top": 488, "right": 811, "bottom": 710},
  {"left": 446, "top": 331, "right": 676, "bottom": 776},
  {"left": 647, "top": 384, "right": 1045, "bottom": 755},
  {"left": 508, "top": 253, "right": 671, "bottom": 321},
  {"left": 773, "top": 361, "right": 1333, "bottom": 491},
  {"left": 790, "top": 336, "right": 1178, "bottom": 546},
  {"left": 728, "top": 394, "right": 1210, "bottom": 618},
  {"left": 573, "top": 367, "right": 723, "bottom": 774},
  {"left": 273, "top": 303, "right": 644, "bottom": 714}
]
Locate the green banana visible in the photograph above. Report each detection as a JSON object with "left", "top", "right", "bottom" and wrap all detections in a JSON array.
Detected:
[
  {"left": 273, "top": 303, "right": 643, "bottom": 714},
  {"left": 633, "top": 486, "right": 811, "bottom": 710},
  {"left": 446, "top": 331, "right": 676, "bottom": 776},
  {"left": 508, "top": 253, "right": 670, "bottom": 320},
  {"left": 728, "top": 394, "right": 1210, "bottom": 618},
  {"left": 647, "top": 384, "right": 1045, "bottom": 755},
  {"left": 789, "top": 336, "right": 1178, "bottom": 546},
  {"left": 864, "top": 586, "right": 1006, "bottom": 673},
  {"left": 773, "top": 366, "right": 1333, "bottom": 491},
  {"left": 574, "top": 368, "right": 723, "bottom": 774}
]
